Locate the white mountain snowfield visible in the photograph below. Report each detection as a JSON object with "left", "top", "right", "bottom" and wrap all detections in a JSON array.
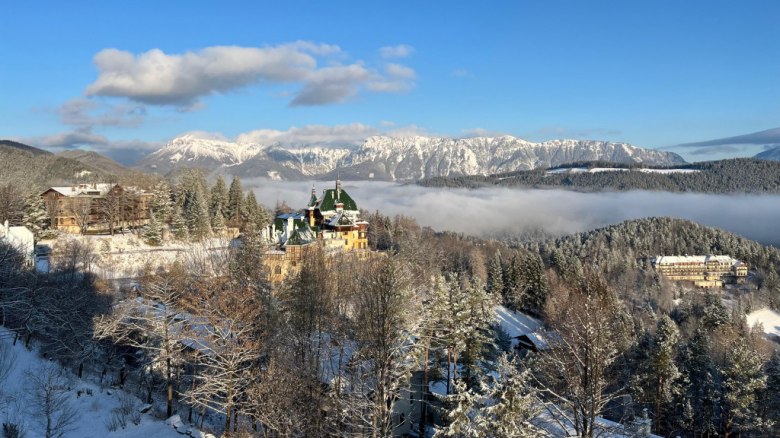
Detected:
[
  {"left": 0, "top": 327, "right": 212, "bottom": 438},
  {"left": 139, "top": 134, "right": 685, "bottom": 181}
]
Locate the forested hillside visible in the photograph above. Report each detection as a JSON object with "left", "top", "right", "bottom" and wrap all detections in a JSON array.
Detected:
[
  {"left": 420, "top": 158, "right": 780, "bottom": 193},
  {"left": 3, "top": 187, "right": 780, "bottom": 437}
]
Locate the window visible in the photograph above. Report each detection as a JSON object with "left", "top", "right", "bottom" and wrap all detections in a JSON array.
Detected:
[
  {"left": 274, "top": 266, "right": 282, "bottom": 275},
  {"left": 345, "top": 240, "right": 349, "bottom": 246}
]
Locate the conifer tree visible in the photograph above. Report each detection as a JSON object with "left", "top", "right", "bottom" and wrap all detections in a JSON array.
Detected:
[
  {"left": 211, "top": 210, "right": 226, "bottom": 234},
  {"left": 681, "top": 328, "right": 719, "bottom": 436},
  {"left": 150, "top": 182, "right": 173, "bottom": 223},
  {"left": 244, "top": 191, "right": 270, "bottom": 230},
  {"left": 486, "top": 252, "right": 504, "bottom": 298},
  {"left": 144, "top": 214, "right": 163, "bottom": 246},
  {"left": 210, "top": 175, "right": 228, "bottom": 222},
  {"left": 185, "top": 188, "right": 211, "bottom": 240},
  {"left": 722, "top": 338, "right": 766, "bottom": 436},
  {"left": 23, "top": 192, "right": 49, "bottom": 238},
  {"left": 226, "top": 176, "right": 245, "bottom": 227},
  {"left": 521, "top": 252, "right": 548, "bottom": 315},
  {"left": 760, "top": 351, "right": 780, "bottom": 434},
  {"left": 170, "top": 204, "right": 188, "bottom": 241},
  {"left": 649, "top": 315, "right": 680, "bottom": 433}
]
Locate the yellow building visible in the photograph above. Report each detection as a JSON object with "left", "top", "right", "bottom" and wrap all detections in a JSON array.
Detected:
[
  {"left": 652, "top": 255, "right": 748, "bottom": 288},
  {"left": 262, "top": 179, "right": 370, "bottom": 283}
]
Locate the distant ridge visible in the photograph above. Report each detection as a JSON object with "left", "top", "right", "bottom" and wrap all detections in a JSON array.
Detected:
[
  {"left": 754, "top": 146, "right": 780, "bottom": 161},
  {"left": 0, "top": 139, "right": 52, "bottom": 155},
  {"left": 139, "top": 134, "right": 686, "bottom": 181}
]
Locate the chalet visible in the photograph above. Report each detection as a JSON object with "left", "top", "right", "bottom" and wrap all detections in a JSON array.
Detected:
[{"left": 41, "top": 183, "right": 152, "bottom": 234}]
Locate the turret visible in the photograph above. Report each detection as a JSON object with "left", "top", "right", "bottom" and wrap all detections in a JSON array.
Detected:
[{"left": 336, "top": 178, "right": 342, "bottom": 200}]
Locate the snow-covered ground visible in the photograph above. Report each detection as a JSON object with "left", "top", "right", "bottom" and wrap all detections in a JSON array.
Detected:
[
  {"left": 0, "top": 327, "right": 212, "bottom": 438},
  {"left": 42, "top": 234, "right": 234, "bottom": 280},
  {"left": 494, "top": 305, "right": 542, "bottom": 346},
  {"left": 747, "top": 308, "right": 780, "bottom": 338},
  {"left": 545, "top": 167, "right": 699, "bottom": 175}
]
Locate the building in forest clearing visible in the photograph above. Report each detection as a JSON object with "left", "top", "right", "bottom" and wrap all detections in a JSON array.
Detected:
[
  {"left": 652, "top": 255, "right": 748, "bottom": 288},
  {"left": 263, "top": 179, "right": 370, "bottom": 283},
  {"left": 40, "top": 183, "right": 153, "bottom": 234}
]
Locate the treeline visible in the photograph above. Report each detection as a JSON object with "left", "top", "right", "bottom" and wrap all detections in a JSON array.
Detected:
[
  {"left": 419, "top": 158, "right": 780, "bottom": 193},
  {"left": 144, "top": 170, "right": 271, "bottom": 244},
  {"left": 0, "top": 169, "right": 272, "bottom": 245}
]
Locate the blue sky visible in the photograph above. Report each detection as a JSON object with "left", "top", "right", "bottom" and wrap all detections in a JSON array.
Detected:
[{"left": 2, "top": 1, "right": 779, "bottom": 164}]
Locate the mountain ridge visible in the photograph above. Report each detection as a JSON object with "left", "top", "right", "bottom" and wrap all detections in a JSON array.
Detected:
[{"left": 139, "top": 134, "right": 686, "bottom": 181}]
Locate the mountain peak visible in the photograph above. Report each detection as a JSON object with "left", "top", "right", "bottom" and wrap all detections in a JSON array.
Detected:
[{"left": 139, "top": 134, "right": 685, "bottom": 180}]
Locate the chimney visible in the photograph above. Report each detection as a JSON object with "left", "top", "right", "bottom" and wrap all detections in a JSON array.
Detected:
[{"left": 287, "top": 216, "right": 294, "bottom": 240}]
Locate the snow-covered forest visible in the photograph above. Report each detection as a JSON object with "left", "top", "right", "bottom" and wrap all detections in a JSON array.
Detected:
[{"left": 2, "top": 171, "right": 780, "bottom": 437}]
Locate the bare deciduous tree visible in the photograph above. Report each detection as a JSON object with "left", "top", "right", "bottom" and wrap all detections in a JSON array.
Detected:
[
  {"left": 26, "top": 364, "right": 79, "bottom": 438},
  {"left": 532, "top": 272, "right": 634, "bottom": 438}
]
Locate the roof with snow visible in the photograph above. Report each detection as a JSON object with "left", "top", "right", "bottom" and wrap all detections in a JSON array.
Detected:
[
  {"left": 653, "top": 255, "right": 739, "bottom": 266},
  {"left": 43, "top": 183, "right": 118, "bottom": 197},
  {"left": 494, "top": 305, "right": 542, "bottom": 346}
]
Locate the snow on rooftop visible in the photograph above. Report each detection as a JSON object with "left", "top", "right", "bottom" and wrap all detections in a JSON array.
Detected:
[
  {"left": 654, "top": 255, "right": 738, "bottom": 265},
  {"left": 494, "top": 305, "right": 542, "bottom": 344}
]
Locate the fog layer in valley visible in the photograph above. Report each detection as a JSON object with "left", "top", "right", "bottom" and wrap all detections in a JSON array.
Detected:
[{"left": 245, "top": 179, "right": 780, "bottom": 246}]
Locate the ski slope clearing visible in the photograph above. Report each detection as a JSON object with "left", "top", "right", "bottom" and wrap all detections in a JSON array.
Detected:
[{"left": 747, "top": 308, "right": 780, "bottom": 338}]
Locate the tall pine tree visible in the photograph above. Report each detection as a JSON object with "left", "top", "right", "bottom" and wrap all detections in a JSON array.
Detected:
[{"left": 226, "top": 176, "right": 245, "bottom": 228}]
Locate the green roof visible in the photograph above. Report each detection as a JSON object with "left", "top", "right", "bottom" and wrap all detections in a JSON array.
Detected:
[
  {"left": 318, "top": 188, "right": 358, "bottom": 211},
  {"left": 308, "top": 193, "right": 318, "bottom": 207}
]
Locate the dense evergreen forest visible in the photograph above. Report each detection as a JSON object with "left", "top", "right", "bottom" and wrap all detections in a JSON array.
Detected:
[
  {"left": 419, "top": 158, "right": 780, "bottom": 193},
  {"left": 2, "top": 167, "right": 780, "bottom": 436}
]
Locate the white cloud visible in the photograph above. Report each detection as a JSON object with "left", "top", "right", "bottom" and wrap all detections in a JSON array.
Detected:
[
  {"left": 379, "top": 44, "right": 414, "bottom": 59},
  {"left": 237, "top": 123, "right": 379, "bottom": 146},
  {"left": 85, "top": 42, "right": 416, "bottom": 108},
  {"left": 462, "top": 128, "right": 509, "bottom": 138},
  {"left": 366, "top": 63, "right": 416, "bottom": 93}
]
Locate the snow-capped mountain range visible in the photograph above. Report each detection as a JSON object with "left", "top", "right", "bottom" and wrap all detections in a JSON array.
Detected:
[{"left": 139, "top": 134, "right": 686, "bottom": 181}]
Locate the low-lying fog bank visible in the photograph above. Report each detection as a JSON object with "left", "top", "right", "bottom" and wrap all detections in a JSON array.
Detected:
[{"left": 245, "top": 179, "right": 780, "bottom": 247}]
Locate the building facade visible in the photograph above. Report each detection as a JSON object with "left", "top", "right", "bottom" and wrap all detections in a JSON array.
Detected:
[
  {"left": 262, "top": 179, "right": 370, "bottom": 283},
  {"left": 652, "top": 255, "right": 748, "bottom": 288},
  {"left": 41, "top": 183, "right": 152, "bottom": 234}
]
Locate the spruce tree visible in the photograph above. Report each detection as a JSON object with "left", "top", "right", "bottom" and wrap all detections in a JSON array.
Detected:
[
  {"left": 486, "top": 252, "right": 504, "bottom": 298},
  {"left": 144, "top": 214, "right": 163, "bottom": 246},
  {"left": 226, "top": 176, "right": 245, "bottom": 227},
  {"left": 521, "top": 252, "right": 548, "bottom": 315},
  {"left": 150, "top": 182, "right": 173, "bottom": 223},
  {"left": 185, "top": 188, "right": 211, "bottom": 240},
  {"left": 760, "top": 351, "right": 780, "bottom": 434},
  {"left": 244, "top": 191, "right": 269, "bottom": 230},
  {"left": 170, "top": 205, "right": 188, "bottom": 241},
  {"left": 210, "top": 175, "right": 229, "bottom": 222},
  {"left": 23, "top": 192, "right": 49, "bottom": 238},
  {"left": 682, "top": 328, "right": 719, "bottom": 436},
  {"left": 649, "top": 315, "right": 680, "bottom": 433},
  {"left": 722, "top": 338, "right": 766, "bottom": 436}
]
